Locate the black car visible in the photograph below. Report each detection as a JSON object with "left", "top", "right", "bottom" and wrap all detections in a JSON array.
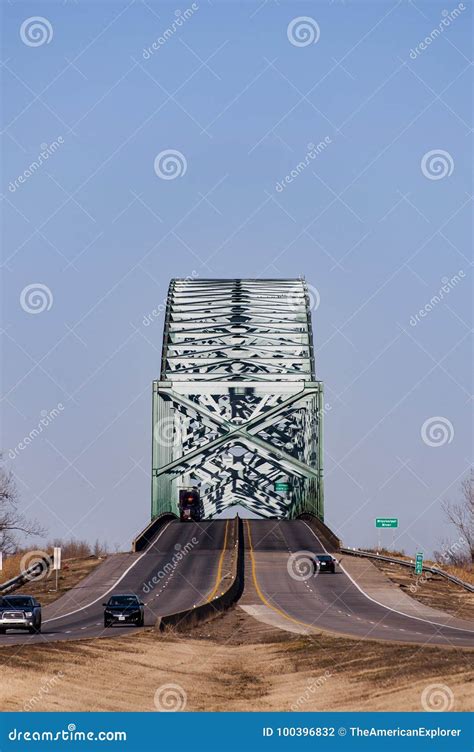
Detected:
[
  {"left": 103, "top": 594, "right": 145, "bottom": 628},
  {"left": 0, "top": 595, "right": 42, "bottom": 634},
  {"left": 313, "top": 554, "right": 336, "bottom": 574}
]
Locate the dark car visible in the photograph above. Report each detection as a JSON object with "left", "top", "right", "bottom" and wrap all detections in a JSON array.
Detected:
[
  {"left": 103, "top": 594, "right": 144, "bottom": 628},
  {"left": 0, "top": 595, "right": 42, "bottom": 634},
  {"left": 313, "top": 554, "right": 336, "bottom": 574}
]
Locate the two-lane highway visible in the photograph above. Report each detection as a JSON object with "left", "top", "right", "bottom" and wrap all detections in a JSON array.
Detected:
[
  {"left": 3, "top": 517, "right": 472, "bottom": 648},
  {"left": 0, "top": 520, "right": 228, "bottom": 646},
  {"left": 245, "top": 519, "right": 474, "bottom": 647}
]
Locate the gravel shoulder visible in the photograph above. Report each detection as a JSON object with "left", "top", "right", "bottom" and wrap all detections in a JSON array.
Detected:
[{"left": 368, "top": 558, "right": 474, "bottom": 621}]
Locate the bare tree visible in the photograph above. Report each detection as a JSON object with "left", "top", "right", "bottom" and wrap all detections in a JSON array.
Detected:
[
  {"left": 0, "top": 454, "right": 44, "bottom": 554},
  {"left": 440, "top": 469, "right": 473, "bottom": 567},
  {"left": 93, "top": 538, "right": 108, "bottom": 557}
]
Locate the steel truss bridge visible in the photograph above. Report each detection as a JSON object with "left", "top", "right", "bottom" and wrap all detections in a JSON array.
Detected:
[{"left": 151, "top": 278, "right": 324, "bottom": 520}]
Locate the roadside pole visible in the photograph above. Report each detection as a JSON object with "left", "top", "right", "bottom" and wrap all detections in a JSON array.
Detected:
[
  {"left": 53, "top": 546, "right": 61, "bottom": 591},
  {"left": 375, "top": 518, "right": 398, "bottom": 553}
]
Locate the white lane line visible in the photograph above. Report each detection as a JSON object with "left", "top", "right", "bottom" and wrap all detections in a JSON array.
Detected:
[
  {"left": 44, "top": 521, "right": 173, "bottom": 624},
  {"left": 300, "top": 521, "right": 474, "bottom": 635}
]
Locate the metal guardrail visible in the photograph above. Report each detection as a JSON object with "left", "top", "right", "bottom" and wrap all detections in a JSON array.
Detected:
[
  {"left": 0, "top": 555, "right": 52, "bottom": 594},
  {"left": 340, "top": 547, "right": 474, "bottom": 593}
]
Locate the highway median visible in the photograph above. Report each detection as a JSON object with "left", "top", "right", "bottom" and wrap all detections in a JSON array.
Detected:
[{"left": 156, "top": 516, "right": 244, "bottom": 633}]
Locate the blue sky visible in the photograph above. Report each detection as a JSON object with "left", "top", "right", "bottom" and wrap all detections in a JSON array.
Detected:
[{"left": 1, "top": 0, "right": 472, "bottom": 556}]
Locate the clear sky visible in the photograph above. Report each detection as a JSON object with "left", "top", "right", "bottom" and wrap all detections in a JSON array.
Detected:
[{"left": 1, "top": 0, "right": 472, "bottom": 556}]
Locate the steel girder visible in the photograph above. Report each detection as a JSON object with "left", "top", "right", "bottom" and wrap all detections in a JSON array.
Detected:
[{"left": 152, "top": 279, "right": 323, "bottom": 520}]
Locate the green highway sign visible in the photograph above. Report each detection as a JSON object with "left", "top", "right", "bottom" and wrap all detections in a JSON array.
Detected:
[
  {"left": 415, "top": 552, "right": 423, "bottom": 575},
  {"left": 275, "top": 481, "right": 290, "bottom": 492},
  {"left": 375, "top": 518, "right": 398, "bottom": 528}
]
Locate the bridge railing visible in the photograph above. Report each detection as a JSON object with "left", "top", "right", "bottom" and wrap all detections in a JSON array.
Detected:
[{"left": 131, "top": 512, "right": 177, "bottom": 552}]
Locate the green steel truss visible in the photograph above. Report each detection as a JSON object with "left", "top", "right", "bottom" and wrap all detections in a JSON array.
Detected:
[{"left": 152, "top": 279, "right": 324, "bottom": 520}]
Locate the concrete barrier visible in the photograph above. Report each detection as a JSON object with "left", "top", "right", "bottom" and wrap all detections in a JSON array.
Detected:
[
  {"left": 131, "top": 512, "right": 177, "bottom": 552},
  {"left": 298, "top": 513, "right": 341, "bottom": 551},
  {"left": 157, "top": 516, "right": 244, "bottom": 632}
]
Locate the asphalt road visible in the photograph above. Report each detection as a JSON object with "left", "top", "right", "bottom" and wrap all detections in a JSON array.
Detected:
[
  {"left": 246, "top": 519, "right": 474, "bottom": 647},
  {"left": 0, "top": 520, "right": 228, "bottom": 646}
]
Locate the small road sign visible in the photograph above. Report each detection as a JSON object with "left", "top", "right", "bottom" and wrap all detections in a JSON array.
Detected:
[
  {"left": 53, "top": 547, "right": 61, "bottom": 591},
  {"left": 375, "top": 518, "right": 398, "bottom": 528},
  {"left": 275, "top": 481, "right": 290, "bottom": 492},
  {"left": 415, "top": 552, "right": 423, "bottom": 575}
]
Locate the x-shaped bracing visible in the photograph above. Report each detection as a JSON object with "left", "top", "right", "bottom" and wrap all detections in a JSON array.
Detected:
[{"left": 154, "top": 382, "right": 321, "bottom": 481}]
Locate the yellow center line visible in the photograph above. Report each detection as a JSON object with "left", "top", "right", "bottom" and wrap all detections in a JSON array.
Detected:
[
  {"left": 205, "top": 519, "right": 230, "bottom": 603},
  {"left": 245, "top": 519, "right": 316, "bottom": 630}
]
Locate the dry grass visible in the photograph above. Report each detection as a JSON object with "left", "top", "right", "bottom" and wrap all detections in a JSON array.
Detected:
[
  {"left": 1, "top": 553, "right": 26, "bottom": 582},
  {"left": 443, "top": 565, "right": 474, "bottom": 586},
  {"left": 366, "top": 549, "right": 474, "bottom": 586},
  {"left": 1, "top": 556, "right": 104, "bottom": 606},
  {"left": 369, "top": 559, "right": 474, "bottom": 621},
  {"left": 0, "top": 626, "right": 471, "bottom": 713}
]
